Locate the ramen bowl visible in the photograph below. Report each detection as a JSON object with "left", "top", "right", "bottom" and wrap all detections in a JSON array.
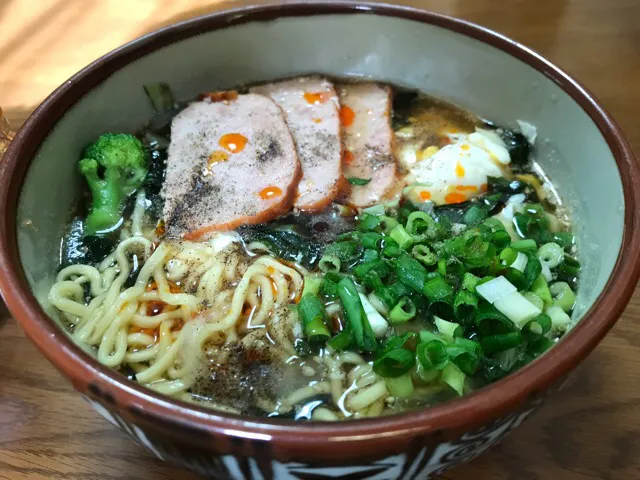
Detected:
[{"left": 1, "top": 3, "right": 638, "bottom": 478}]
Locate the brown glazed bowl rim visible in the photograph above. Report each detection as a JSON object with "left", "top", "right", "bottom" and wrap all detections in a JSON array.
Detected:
[{"left": 1, "top": 1, "right": 639, "bottom": 450}]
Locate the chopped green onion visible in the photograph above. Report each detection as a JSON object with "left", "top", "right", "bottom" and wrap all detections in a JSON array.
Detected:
[
  {"left": 446, "top": 338, "right": 482, "bottom": 374},
  {"left": 359, "top": 292, "right": 389, "bottom": 339},
  {"left": 389, "top": 297, "right": 417, "bottom": 324},
  {"left": 494, "top": 291, "right": 542, "bottom": 328},
  {"left": 382, "top": 243, "right": 402, "bottom": 258},
  {"left": 358, "top": 214, "right": 381, "bottom": 232},
  {"left": 406, "top": 211, "right": 442, "bottom": 241},
  {"left": 476, "top": 276, "right": 517, "bottom": 304},
  {"left": 522, "top": 313, "right": 551, "bottom": 337},
  {"left": 527, "top": 335, "right": 555, "bottom": 356},
  {"left": 522, "top": 292, "right": 544, "bottom": 311},
  {"left": 319, "top": 255, "right": 341, "bottom": 273},
  {"left": 348, "top": 177, "right": 372, "bottom": 186},
  {"left": 298, "top": 294, "right": 331, "bottom": 343},
  {"left": 546, "top": 305, "right": 571, "bottom": 332},
  {"left": 491, "top": 230, "right": 512, "bottom": 249},
  {"left": 557, "top": 255, "right": 581, "bottom": 278},
  {"left": 353, "top": 260, "right": 390, "bottom": 281},
  {"left": 412, "top": 244, "right": 438, "bottom": 266},
  {"left": 380, "top": 333, "right": 417, "bottom": 356},
  {"left": 423, "top": 275, "right": 454, "bottom": 302},
  {"left": 337, "top": 277, "right": 377, "bottom": 352},
  {"left": 480, "top": 332, "right": 523, "bottom": 354},
  {"left": 390, "top": 224, "right": 414, "bottom": 250},
  {"left": 550, "top": 281, "right": 576, "bottom": 312},
  {"left": 321, "top": 277, "right": 339, "bottom": 298},
  {"left": 414, "top": 360, "right": 441, "bottom": 383},
  {"left": 384, "top": 372, "right": 415, "bottom": 397},
  {"left": 511, "top": 252, "right": 528, "bottom": 272},
  {"left": 482, "top": 217, "right": 505, "bottom": 232},
  {"left": 537, "top": 242, "right": 564, "bottom": 268},
  {"left": 504, "top": 267, "right": 527, "bottom": 290},
  {"left": 373, "top": 348, "right": 415, "bottom": 378},
  {"left": 510, "top": 239, "right": 537, "bottom": 252},
  {"left": 499, "top": 247, "right": 517, "bottom": 266},
  {"left": 476, "top": 302, "right": 516, "bottom": 335},
  {"left": 378, "top": 215, "right": 400, "bottom": 234},
  {"left": 462, "top": 205, "right": 488, "bottom": 227},
  {"left": 328, "top": 328, "right": 352, "bottom": 350},
  {"left": 323, "top": 241, "right": 361, "bottom": 263},
  {"left": 553, "top": 232, "right": 575, "bottom": 249},
  {"left": 523, "top": 252, "right": 542, "bottom": 289},
  {"left": 531, "top": 274, "right": 552, "bottom": 306},
  {"left": 362, "top": 248, "right": 379, "bottom": 263},
  {"left": 441, "top": 363, "right": 466, "bottom": 396},
  {"left": 418, "top": 330, "right": 442, "bottom": 345},
  {"left": 435, "top": 317, "right": 462, "bottom": 338},
  {"left": 454, "top": 290, "right": 479, "bottom": 325},
  {"left": 462, "top": 272, "right": 480, "bottom": 292},
  {"left": 417, "top": 340, "right": 448, "bottom": 371},
  {"left": 363, "top": 204, "right": 385, "bottom": 216},
  {"left": 361, "top": 232, "right": 384, "bottom": 250},
  {"left": 396, "top": 253, "right": 428, "bottom": 293},
  {"left": 302, "top": 274, "right": 323, "bottom": 297}
]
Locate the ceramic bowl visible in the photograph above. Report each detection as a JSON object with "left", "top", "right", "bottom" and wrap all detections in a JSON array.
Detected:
[{"left": 1, "top": 3, "right": 639, "bottom": 479}]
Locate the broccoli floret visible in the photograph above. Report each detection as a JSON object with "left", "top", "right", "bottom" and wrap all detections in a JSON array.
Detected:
[{"left": 79, "top": 133, "right": 148, "bottom": 235}]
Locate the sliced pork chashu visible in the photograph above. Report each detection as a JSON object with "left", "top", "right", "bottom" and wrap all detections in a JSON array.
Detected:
[
  {"left": 251, "top": 76, "right": 346, "bottom": 212},
  {"left": 337, "top": 83, "right": 397, "bottom": 207},
  {"left": 162, "top": 94, "right": 301, "bottom": 239}
]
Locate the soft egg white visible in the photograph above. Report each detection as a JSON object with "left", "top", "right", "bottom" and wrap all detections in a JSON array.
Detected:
[{"left": 405, "top": 129, "right": 511, "bottom": 206}]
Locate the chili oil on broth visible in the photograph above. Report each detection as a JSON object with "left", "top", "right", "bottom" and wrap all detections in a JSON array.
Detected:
[{"left": 48, "top": 78, "right": 578, "bottom": 421}]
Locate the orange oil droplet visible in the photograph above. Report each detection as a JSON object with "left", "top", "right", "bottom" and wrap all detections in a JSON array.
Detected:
[
  {"left": 219, "top": 133, "right": 248, "bottom": 154},
  {"left": 259, "top": 186, "right": 283, "bottom": 200},
  {"left": 419, "top": 190, "right": 432, "bottom": 201},
  {"left": 456, "top": 185, "right": 478, "bottom": 192},
  {"left": 312, "top": 118, "right": 322, "bottom": 124},
  {"left": 267, "top": 266, "right": 276, "bottom": 274},
  {"left": 155, "top": 220, "right": 166, "bottom": 236},
  {"left": 445, "top": 192, "right": 467, "bottom": 204},
  {"left": 340, "top": 106, "right": 355, "bottom": 127},
  {"left": 455, "top": 162, "right": 466, "bottom": 177},
  {"left": 208, "top": 150, "right": 230, "bottom": 165},
  {"left": 344, "top": 150, "right": 354, "bottom": 165},
  {"left": 168, "top": 281, "right": 182, "bottom": 294},
  {"left": 304, "top": 91, "right": 332, "bottom": 105}
]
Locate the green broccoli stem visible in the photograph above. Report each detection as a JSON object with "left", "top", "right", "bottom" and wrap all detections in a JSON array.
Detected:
[
  {"left": 85, "top": 181, "right": 126, "bottom": 235},
  {"left": 79, "top": 158, "right": 127, "bottom": 235}
]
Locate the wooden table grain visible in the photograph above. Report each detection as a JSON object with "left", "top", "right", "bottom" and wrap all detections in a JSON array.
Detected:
[{"left": 1, "top": 0, "right": 639, "bottom": 479}]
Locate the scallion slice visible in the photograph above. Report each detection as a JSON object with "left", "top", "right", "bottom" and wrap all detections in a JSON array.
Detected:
[
  {"left": 389, "top": 297, "right": 417, "bottom": 324},
  {"left": 434, "top": 317, "right": 462, "bottom": 338},
  {"left": 441, "top": 363, "right": 466, "bottom": 396},
  {"left": 373, "top": 348, "right": 415, "bottom": 378},
  {"left": 390, "top": 224, "right": 414, "bottom": 250},
  {"left": 298, "top": 294, "right": 331, "bottom": 343},
  {"left": 384, "top": 372, "right": 415, "bottom": 397}
]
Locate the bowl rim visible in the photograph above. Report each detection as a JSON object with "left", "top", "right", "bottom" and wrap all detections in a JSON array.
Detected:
[{"left": 1, "top": 0, "right": 639, "bottom": 451}]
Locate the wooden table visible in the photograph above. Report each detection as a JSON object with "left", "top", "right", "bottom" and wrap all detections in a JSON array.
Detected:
[{"left": 1, "top": 0, "right": 639, "bottom": 478}]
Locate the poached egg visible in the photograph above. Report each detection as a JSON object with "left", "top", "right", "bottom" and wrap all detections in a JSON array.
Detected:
[{"left": 403, "top": 128, "right": 512, "bottom": 206}]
